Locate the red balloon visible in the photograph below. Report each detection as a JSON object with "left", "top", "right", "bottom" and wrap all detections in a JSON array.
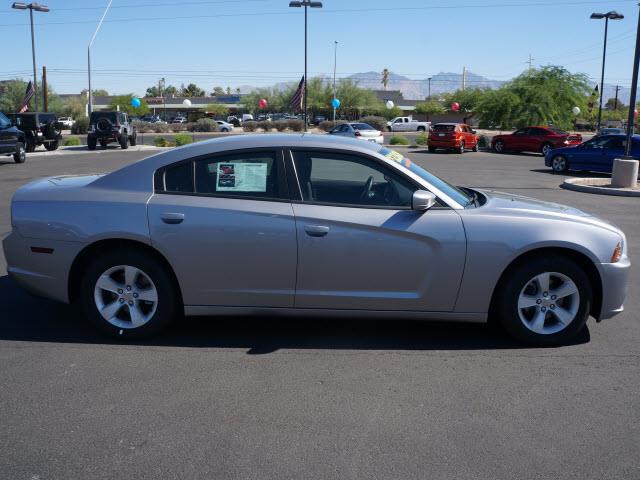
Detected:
[
  {"left": 451, "top": 102, "right": 460, "bottom": 112},
  {"left": 259, "top": 98, "right": 268, "bottom": 109}
]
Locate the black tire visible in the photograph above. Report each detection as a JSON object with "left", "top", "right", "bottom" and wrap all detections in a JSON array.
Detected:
[
  {"left": 120, "top": 132, "right": 128, "bottom": 149},
  {"left": 387, "top": 126, "right": 392, "bottom": 132},
  {"left": 472, "top": 141, "right": 479, "bottom": 152},
  {"left": 428, "top": 146, "right": 437, "bottom": 153},
  {"left": 458, "top": 141, "right": 465, "bottom": 154},
  {"left": 13, "top": 142, "right": 26, "bottom": 163},
  {"left": 496, "top": 254, "right": 592, "bottom": 346},
  {"left": 220, "top": 127, "right": 229, "bottom": 132},
  {"left": 551, "top": 155, "right": 569, "bottom": 173},
  {"left": 129, "top": 133, "right": 137, "bottom": 146},
  {"left": 494, "top": 140, "right": 505, "bottom": 153},
  {"left": 87, "top": 136, "right": 97, "bottom": 150},
  {"left": 44, "top": 140, "right": 59, "bottom": 151},
  {"left": 541, "top": 142, "right": 553, "bottom": 156},
  {"left": 25, "top": 137, "right": 36, "bottom": 153},
  {"left": 79, "top": 248, "right": 179, "bottom": 339},
  {"left": 417, "top": 126, "right": 426, "bottom": 132}
]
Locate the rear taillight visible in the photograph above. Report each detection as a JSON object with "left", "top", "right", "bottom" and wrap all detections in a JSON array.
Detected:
[{"left": 354, "top": 131, "right": 361, "bottom": 136}]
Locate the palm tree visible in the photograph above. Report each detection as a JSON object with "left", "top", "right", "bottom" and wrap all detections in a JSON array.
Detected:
[{"left": 381, "top": 68, "right": 390, "bottom": 91}]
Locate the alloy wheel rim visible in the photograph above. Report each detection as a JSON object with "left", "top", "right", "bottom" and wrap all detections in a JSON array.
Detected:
[
  {"left": 542, "top": 145, "right": 551, "bottom": 155},
  {"left": 553, "top": 157, "right": 566, "bottom": 171},
  {"left": 496, "top": 141, "right": 503, "bottom": 152},
  {"left": 517, "top": 271, "right": 580, "bottom": 335},
  {"left": 93, "top": 265, "right": 158, "bottom": 329}
]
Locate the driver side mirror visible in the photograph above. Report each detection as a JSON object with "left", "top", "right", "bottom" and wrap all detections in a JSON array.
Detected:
[{"left": 412, "top": 190, "right": 437, "bottom": 211}]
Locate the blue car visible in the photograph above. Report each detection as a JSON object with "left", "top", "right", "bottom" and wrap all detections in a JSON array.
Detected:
[{"left": 545, "top": 134, "right": 640, "bottom": 174}]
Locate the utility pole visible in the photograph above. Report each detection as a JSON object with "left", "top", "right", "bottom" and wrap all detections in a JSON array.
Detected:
[
  {"left": 428, "top": 77, "right": 432, "bottom": 99},
  {"left": 527, "top": 53, "right": 535, "bottom": 73},
  {"left": 332, "top": 40, "right": 337, "bottom": 122},
  {"left": 614, "top": 84, "right": 620, "bottom": 110},
  {"left": 462, "top": 66, "right": 466, "bottom": 91},
  {"left": 42, "top": 65, "right": 48, "bottom": 112}
]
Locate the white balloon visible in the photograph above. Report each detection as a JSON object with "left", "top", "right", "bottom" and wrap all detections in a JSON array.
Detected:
[
  {"left": 183, "top": 99, "right": 192, "bottom": 107},
  {"left": 572, "top": 106, "right": 581, "bottom": 115},
  {"left": 385, "top": 100, "right": 394, "bottom": 109}
]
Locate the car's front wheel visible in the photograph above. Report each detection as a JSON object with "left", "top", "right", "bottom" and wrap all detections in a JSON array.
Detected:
[
  {"left": 44, "top": 140, "right": 59, "bottom": 151},
  {"left": 129, "top": 132, "right": 137, "bottom": 146},
  {"left": 13, "top": 142, "right": 26, "bottom": 163},
  {"left": 120, "top": 132, "right": 129, "bottom": 149},
  {"left": 551, "top": 155, "right": 568, "bottom": 173},
  {"left": 80, "top": 249, "right": 179, "bottom": 338},
  {"left": 458, "top": 141, "right": 465, "bottom": 154},
  {"left": 496, "top": 255, "right": 591, "bottom": 346},
  {"left": 494, "top": 140, "right": 505, "bottom": 153},
  {"left": 541, "top": 143, "right": 553, "bottom": 156}
]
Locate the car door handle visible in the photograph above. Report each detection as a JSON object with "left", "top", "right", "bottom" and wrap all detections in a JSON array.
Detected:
[
  {"left": 160, "top": 212, "right": 184, "bottom": 224},
  {"left": 304, "top": 225, "right": 330, "bottom": 237}
]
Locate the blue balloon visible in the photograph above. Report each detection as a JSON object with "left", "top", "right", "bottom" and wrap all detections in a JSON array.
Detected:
[
  {"left": 331, "top": 98, "right": 341, "bottom": 109},
  {"left": 131, "top": 97, "right": 141, "bottom": 108}
]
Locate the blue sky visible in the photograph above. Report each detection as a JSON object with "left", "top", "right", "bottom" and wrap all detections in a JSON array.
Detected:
[{"left": 1, "top": 0, "right": 637, "bottom": 96}]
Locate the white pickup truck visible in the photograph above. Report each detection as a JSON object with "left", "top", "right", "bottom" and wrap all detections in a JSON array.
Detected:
[{"left": 387, "top": 117, "right": 430, "bottom": 132}]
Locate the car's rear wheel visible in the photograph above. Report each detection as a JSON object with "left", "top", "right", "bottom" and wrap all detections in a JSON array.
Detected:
[
  {"left": 494, "top": 140, "right": 505, "bottom": 153},
  {"left": 13, "top": 142, "right": 26, "bottom": 163},
  {"left": 129, "top": 133, "right": 137, "bottom": 146},
  {"left": 44, "top": 140, "right": 59, "bottom": 151},
  {"left": 541, "top": 143, "right": 553, "bottom": 156},
  {"left": 25, "top": 137, "right": 36, "bottom": 153},
  {"left": 220, "top": 127, "right": 229, "bottom": 132},
  {"left": 458, "top": 141, "right": 465, "bottom": 154},
  {"left": 80, "top": 249, "right": 179, "bottom": 339},
  {"left": 496, "top": 255, "right": 591, "bottom": 346},
  {"left": 551, "top": 155, "right": 568, "bottom": 173},
  {"left": 428, "top": 146, "right": 437, "bottom": 153},
  {"left": 120, "top": 132, "right": 128, "bottom": 149},
  {"left": 418, "top": 126, "right": 426, "bottom": 132},
  {"left": 87, "top": 136, "right": 97, "bottom": 150}
]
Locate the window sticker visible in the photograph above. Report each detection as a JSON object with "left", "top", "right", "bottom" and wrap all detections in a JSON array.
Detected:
[
  {"left": 214, "top": 162, "right": 268, "bottom": 192},
  {"left": 380, "top": 147, "right": 412, "bottom": 168}
]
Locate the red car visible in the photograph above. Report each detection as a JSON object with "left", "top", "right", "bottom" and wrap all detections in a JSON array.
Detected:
[
  {"left": 427, "top": 123, "right": 479, "bottom": 154},
  {"left": 492, "top": 126, "right": 582, "bottom": 156}
]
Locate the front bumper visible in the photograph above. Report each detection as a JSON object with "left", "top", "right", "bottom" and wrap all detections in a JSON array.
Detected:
[
  {"left": 2, "top": 230, "right": 83, "bottom": 304},
  {"left": 597, "top": 254, "right": 631, "bottom": 320}
]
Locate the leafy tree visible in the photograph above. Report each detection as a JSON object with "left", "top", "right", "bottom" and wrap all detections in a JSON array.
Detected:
[
  {"left": 81, "top": 88, "right": 108, "bottom": 97},
  {"left": 108, "top": 94, "right": 150, "bottom": 115},
  {"left": 0, "top": 78, "right": 63, "bottom": 114},
  {"left": 442, "top": 88, "right": 487, "bottom": 112},
  {"left": 414, "top": 100, "right": 445, "bottom": 120},
  {"left": 604, "top": 97, "right": 626, "bottom": 111},
  {"left": 146, "top": 84, "right": 178, "bottom": 97},
  {"left": 212, "top": 86, "right": 225, "bottom": 96},
  {"left": 226, "top": 86, "right": 232, "bottom": 95},
  {"left": 180, "top": 83, "right": 205, "bottom": 97},
  {"left": 61, "top": 95, "right": 87, "bottom": 118},
  {"left": 205, "top": 104, "right": 229, "bottom": 117},
  {"left": 164, "top": 85, "right": 177, "bottom": 97},
  {"left": 236, "top": 87, "right": 241, "bottom": 94}
]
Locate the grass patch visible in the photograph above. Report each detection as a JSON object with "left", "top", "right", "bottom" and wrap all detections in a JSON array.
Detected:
[{"left": 389, "top": 135, "right": 410, "bottom": 146}]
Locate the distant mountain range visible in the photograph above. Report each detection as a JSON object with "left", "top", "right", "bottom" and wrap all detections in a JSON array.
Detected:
[{"left": 240, "top": 70, "right": 632, "bottom": 105}]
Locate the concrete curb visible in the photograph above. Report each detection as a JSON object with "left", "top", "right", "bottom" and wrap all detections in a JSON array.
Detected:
[{"left": 561, "top": 177, "right": 640, "bottom": 197}]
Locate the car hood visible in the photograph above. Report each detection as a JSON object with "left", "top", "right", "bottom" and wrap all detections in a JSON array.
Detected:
[{"left": 476, "top": 189, "right": 622, "bottom": 235}]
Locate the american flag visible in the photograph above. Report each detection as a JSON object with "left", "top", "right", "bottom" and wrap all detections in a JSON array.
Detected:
[
  {"left": 290, "top": 76, "right": 305, "bottom": 112},
  {"left": 18, "top": 81, "right": 35, "bottom": 113}
]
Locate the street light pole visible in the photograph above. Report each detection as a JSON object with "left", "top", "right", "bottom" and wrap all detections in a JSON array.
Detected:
[
  {"left": 333, "top": 40, "right": 338, "bottom": 122},
  {"left": 289, "top": 1, "right": 322, "bottom": 132},
  {"left": 12, "top": 2, "right": 49, "bottom": 128},
  {"left": 428, "top": 77, "right": 432, "bottom": 100},
  {"left": 88, "top": 0, "right": 113, "bottom": 117},
  {"left": 623, "top": 4, "right": 640, "bottom": 159},
  {"left": 591, "top": 11, "right": 624, "bottom": 132}
]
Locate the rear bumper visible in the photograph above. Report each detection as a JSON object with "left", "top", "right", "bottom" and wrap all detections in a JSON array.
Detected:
[
  {"left": 2, "top": 230, "right": 83, "bottom": 304},
  {"left": 359, "top": 135, "right": 383, "bottom": 144},
  {"left": 597, "top": 255, "right": 630, "bottom": 320},
  {"left": 428, "top": 139, "right": 460, "bottom": 148}
]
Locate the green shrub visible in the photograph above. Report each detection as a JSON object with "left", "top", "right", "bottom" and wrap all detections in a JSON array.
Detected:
[
  {"left": 63, "top": 137, "right": 81, "bottom": 146},
  {"left": 389, "top": 135, "right": 410, "bottom": 146},
  {"left": 174, "top": 133, "right": 193, "bottom": 147},
  {"left": 359, "top": 116, "right": 387, "bottom": 132},
  {"left": 478, "top": 134, "right": 491, "bottom": 148},
  {"left": 319, "top": 120, "right": 347, "bottom": 132},
  {"left": 170, "top": 123, "right": 186, "bottom": 133},
  {"left": 71, "top": 117, "right": 89, "bottom": 135},
  {"left": 191, "top": 118, "right": 217, "bottom": 132},
  {"left": 287, "top": 119, "right": 304, "bottom": 132},
  {"left": 243, "top": 121, "right": 258, "bottom": 132},
  {"left": 257, "top": 120, "right": 272, "bottom": 131},
  {"left": 273, "top": 120, "right": 288, "bottom": 132},
  {"left": 154, "top": 136, "right": 172, "bottom": 147},
  {"left": 415, "top": 133, "right": 429, "bottom": 146}
]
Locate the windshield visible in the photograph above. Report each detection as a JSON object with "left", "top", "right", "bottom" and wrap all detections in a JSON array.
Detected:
[
  {"left": 0, "top": 112, "right": 10, "bottom": 127},
  {"left": 378, "top": 147, "right": 472, "bottom": 207}
]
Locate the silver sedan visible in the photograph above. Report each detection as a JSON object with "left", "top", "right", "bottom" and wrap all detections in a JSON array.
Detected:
[{"left": 2, "top": 134, "right": 629, "bottom": 345}]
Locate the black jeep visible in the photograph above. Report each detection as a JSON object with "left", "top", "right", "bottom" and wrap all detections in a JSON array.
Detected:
[
  {"left": 87, "top": 111, "right": 137, "bottom": 150},
  {"left": 0, "top": 112, "right": 27, "bottom": 163},
  {"left": 6, "top": 112, "right": 62, "bottom": 152}
]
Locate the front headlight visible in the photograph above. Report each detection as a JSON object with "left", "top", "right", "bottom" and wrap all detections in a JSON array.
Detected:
[{"left": 611, "top": 241, "right": 624, "bottom": 263}]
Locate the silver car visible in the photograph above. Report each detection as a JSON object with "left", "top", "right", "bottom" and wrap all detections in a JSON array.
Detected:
[
  {"left": 329, "top": 122, "right": 384, "bottom": 144},
  {"left": 2, "top": 134, "right": 629, "bottom": 345}
]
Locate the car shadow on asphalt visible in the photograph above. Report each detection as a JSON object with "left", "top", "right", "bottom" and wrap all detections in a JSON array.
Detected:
[
  {"left": 529, "top": 168, "right": 611, "bottom": 178},
  {"left": 0, "top": 275, "right": 590, "bottom": 352}
]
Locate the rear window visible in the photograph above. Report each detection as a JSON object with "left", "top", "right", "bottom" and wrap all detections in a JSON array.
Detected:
[
  {"left": 351, "top": 123, "right": 375, "bottom": 130},
  {"left": 433, "top": 124, "right": 456, "bottom": 132},
  {"left": 549, "top": 128, "right": 569, "bottom": 135}
]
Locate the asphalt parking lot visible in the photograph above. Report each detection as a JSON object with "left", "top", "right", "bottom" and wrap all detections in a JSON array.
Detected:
[{"left": 0, "top": 144, "right": 638, "bottom": 479}]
